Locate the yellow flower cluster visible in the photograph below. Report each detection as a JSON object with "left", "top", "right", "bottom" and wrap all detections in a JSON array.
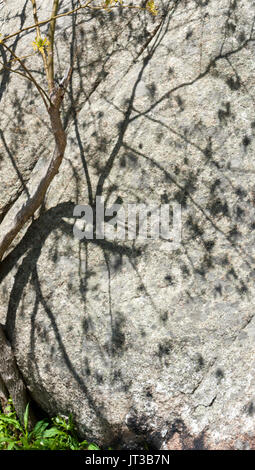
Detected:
[
  {"left": 32, "top": 36, "right": 50, "bottom": 53},
  {"left": 146, "top": 0, "right": 158, "bottom": 16}
]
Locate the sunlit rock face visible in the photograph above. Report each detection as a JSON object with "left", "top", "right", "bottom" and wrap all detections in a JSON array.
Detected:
[{"left": 1, "top": 0, "right": 255, "bottom": 449}]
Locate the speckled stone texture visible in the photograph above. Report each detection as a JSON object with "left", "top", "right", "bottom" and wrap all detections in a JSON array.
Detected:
[{"left": 1, "top": 0, "right": 255, "bottom": 449}]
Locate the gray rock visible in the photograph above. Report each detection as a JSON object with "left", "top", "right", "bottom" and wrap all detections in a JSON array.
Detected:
[{"left": 1, "top": 0, "right": 255, "bottom": 449}]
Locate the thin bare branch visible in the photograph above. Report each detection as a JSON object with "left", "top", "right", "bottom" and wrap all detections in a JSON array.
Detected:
[
  {"left": 1, "top": 1, "right": 150, "bottom": 44},
  {"left": 30, "top": 0, "right": 50, "bottom": 87},
  {"left": 0, "top": 42, "right": 51, "bottom": 108},
  {"left": 47, "top": 0, "right": 60, "bottom": 92},
  {"left": 0, "top": 61, "right": 36, "bottom": 83},
  {"left": 2, "top": 0, "right": 94, "bottom": 43},
  {"left": 30, "top": 0, "right": 41, "bottom": 39}
]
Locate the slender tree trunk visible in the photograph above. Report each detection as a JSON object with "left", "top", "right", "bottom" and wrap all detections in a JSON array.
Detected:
[
  {"left": 0, "top": 79, "right": 70, "bottom": 423},
  {"left": 0, "top": 102, "right": 67, "bottom": 262}
]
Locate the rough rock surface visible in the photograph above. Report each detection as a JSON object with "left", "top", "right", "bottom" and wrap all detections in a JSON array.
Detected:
[{"left": 1, "top": 0, "right": 255, "bottom": 449}]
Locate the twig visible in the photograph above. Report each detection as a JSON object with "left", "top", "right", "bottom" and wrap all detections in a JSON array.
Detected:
[
  {"left": 0, "top": 42, "right": 51, "bottom": 108},
  {"left": 0, "top": 61, "right": 37, "bottom": 83},
  {"left": 47, "top": 0, "right": 60, "bottom": 92},
  {"left": 30, "top": 0, "right": 50, "bottom": 88},
  {"left": 2, "top": 0, "right": 94, "bottom": 43},
  {"left": 1, "top": 1, "right": 151, "bottom": 44}
]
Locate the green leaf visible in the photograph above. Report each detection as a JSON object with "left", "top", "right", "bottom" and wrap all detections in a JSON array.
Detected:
[
  {"left": 43, "top": 427, "right": 63, "bottom": 438},
  {"left": 0, "top": 415, "right": 22, "bottom": 430},
  {"left": 87, "top": 443, "right": 100, "bottom": 450},
  {"left": 29, "top": 420, "right": 49, "bottom": 439},
  {"left": 0, "top": 436, "right": 16, "bottom": 443},
  {"left": 79, "top": 439, "right": 88, "bottom": 447},
  {"left": 23, "top": 403, "right": 30, "bottom": 433},
  {"left": 7, "top": 441, "right": 16, "bottom": 450}
]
